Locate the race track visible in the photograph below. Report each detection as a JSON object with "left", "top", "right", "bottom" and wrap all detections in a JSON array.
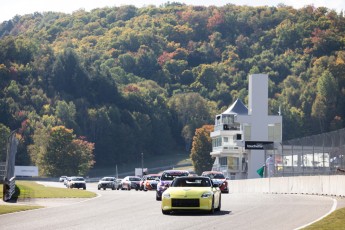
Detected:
[{"left": 0, "top": 182, "right": 336, "bottom": 230}]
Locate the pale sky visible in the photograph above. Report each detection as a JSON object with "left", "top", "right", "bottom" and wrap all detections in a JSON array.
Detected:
[{"left": 1, "top": 0, "right": 344, "bottom": 23}]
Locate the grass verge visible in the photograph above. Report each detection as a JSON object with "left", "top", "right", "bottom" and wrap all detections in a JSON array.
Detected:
[
  {"left": 12, "top": 181, "right": 96, "bottom": 198},
  {"left": 0, "top": 205, "right": 43, "bottom": 215},
  {"left": 89, "top": 151, "right": 192, "bottom": 177},
  {"left": 303, "top": 207, "right": 345, "bottom": 229},
  {"left": 0, "top": 180, "right": 96, "bottom": 215}
]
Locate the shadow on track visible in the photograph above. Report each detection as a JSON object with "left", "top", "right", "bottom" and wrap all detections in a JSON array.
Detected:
[{"left": 166, "top": 210, "right": 231, "bottom": 216}]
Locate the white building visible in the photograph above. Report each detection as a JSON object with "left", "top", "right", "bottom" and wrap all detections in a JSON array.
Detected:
[{"left": 210, "top": 74, "right": 282, "bottom": 179}]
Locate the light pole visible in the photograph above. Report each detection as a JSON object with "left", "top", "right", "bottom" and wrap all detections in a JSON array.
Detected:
[{"left": 141, "top": 152, "right": 144, "bottom": 177}]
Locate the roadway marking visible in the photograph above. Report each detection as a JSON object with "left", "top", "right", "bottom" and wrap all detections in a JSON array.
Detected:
[{"left": 294, "top": 197, "right": 337, "bottom": 230}]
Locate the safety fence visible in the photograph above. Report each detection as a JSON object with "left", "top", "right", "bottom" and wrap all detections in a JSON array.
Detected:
[{"left": 272, "top": 128, "right": 345, "bottom": 177}]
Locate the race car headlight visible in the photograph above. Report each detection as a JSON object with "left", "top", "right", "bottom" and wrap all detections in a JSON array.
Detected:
[
  {"left": 201, "top": 192, "right": 212, "bottom": 198},
  {"left": 163, "top": 192, "right": 170, "bottom": 198}
]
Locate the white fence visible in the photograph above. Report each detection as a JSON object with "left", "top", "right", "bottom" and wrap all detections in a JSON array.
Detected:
[{"left": 229, "top": 175, "right": 345, "bottom": 196}]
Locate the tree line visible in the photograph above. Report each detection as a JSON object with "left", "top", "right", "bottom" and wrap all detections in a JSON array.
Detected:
[{"left": 0, "top": 3, "right": 344, "bottom": 176}]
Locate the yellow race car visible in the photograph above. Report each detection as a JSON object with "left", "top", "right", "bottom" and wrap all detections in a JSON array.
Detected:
[{"left": 161, "top": 176, "right": 221, "bottom": 215}]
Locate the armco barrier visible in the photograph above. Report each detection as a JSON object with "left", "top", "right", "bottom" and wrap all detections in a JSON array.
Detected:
[
  {"left": 229, "top": 175, "right": 345, "bottom": 196},
  {"left": 3, "top": 177, "right": 16, "bottom": 201}
]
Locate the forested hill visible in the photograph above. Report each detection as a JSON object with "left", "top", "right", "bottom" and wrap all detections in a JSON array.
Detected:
[{"left": 0, "top": 3, "right": 345, "bottom": 168}]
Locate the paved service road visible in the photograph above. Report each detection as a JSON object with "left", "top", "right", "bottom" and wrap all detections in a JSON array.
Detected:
[{"left": 0, "top": 182, "right": 336, "bottom": 230}]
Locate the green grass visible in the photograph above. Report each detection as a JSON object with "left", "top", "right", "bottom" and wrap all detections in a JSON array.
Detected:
[
  {"left": 0, "top": 180, "right": 96, "bottom": 215},
  {"left": 169, "top": 165, "right": 195, "bottom": 172},
  {"left": 0, "top": 205, "right": 43, "bottom": 215},
  {"left": 89, "top": 151, "right": 192, "bottom": 177},
  {"left": 11, "top": 181, "right": 96, "bottom": 198},
  {"left": 303, "top": 207, "right": 345, "bottom": 229}
]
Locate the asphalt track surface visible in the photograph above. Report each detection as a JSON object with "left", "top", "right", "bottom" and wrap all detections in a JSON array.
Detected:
[{"left": 0, "top": 181, "right": 339, "bottom": 230}]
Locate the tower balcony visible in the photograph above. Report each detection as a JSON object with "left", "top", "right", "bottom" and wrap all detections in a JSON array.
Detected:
[
  {"left": 211, "top": 145, "right": 242, "bottom": 157},
  {"left": 214, "top": 124, "right": 240, "bottom": 132}
]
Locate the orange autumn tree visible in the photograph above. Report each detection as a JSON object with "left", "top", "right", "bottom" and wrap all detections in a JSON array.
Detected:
[{"left": 190, "top": 125, "right": 214, "bottom": 175}]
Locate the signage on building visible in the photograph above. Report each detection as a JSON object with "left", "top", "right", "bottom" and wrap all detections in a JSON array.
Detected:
[{"left": 245, "top": 141, "right": 274, "bottom": 150}]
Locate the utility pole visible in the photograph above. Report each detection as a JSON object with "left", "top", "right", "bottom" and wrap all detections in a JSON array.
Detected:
[{"left": 141, "top": 152, "right": 144, "bottom": 177}]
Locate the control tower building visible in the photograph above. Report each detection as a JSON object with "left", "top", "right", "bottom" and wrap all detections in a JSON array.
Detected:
[{"left": 210, "top": 74, "right": 282, "bottom": 179}]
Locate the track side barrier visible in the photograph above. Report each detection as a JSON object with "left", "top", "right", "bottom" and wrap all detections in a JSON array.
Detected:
[
  {"left": 229, "top": 175, "right": 345, "bottom": 196},
  {"left": 3, "top": 177, "right": 16, "bottom": 201}
]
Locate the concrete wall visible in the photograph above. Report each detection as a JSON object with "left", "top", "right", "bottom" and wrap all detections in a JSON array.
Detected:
[{"left": 229, "top": 175, "right": 345, "bottom": 196}]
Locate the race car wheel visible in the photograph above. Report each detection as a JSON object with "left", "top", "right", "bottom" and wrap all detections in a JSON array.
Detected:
[
  {"left": 162, "top": 210, "right": 170, "bottom": 215},
  {"left": 215, "top": 195, "right": 221, "bottom": 212},
  {"left": 209, "top": 197, "right": 215, "bottom": 214}
]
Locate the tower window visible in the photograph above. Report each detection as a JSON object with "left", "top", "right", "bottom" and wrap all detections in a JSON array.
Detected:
[
  {"left": 219, "top": 157, "right": 227, "bottom": 166},
  {"left": 236, "top": 134, "right": 242, "bottom": 140}
]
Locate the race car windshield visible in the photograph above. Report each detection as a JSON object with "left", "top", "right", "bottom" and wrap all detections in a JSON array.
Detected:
[
  {"left": 213, "top": 174, "right": 225, "bottom": 179},
  {"left": 161, "top": 172, "right": 189, "bottom": 180},
  {"left": 73, "top": 177, "right": 85, "bottom": 181},
  {"left": 172, "top": 178, "right": 211, "bottom": 187},
  {"left": 206, "top": 173, "right": 225, "bottom": 179}
]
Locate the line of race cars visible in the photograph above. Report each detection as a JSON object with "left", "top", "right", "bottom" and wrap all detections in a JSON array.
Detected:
[
  {"left": 59, "top": 176, "right": 87, "bottom": 190},
  {"left": 60, "top": 170, "right": 229, "bottom": 215},
  {"left": 96, "top": 174, "right": 161, "bottom": 191}
]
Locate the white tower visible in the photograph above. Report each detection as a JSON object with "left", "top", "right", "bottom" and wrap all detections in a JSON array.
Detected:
[
  {"left": 237, "top": 74, "right": 282, "bottom": 178},
  {"left": 210, "top": 74, "right": 282, "bottom": 179}
]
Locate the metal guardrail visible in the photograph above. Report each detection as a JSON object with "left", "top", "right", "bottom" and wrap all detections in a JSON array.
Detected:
[{"left": 3, "top": 177, "right": 16, "bottom": 201}]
